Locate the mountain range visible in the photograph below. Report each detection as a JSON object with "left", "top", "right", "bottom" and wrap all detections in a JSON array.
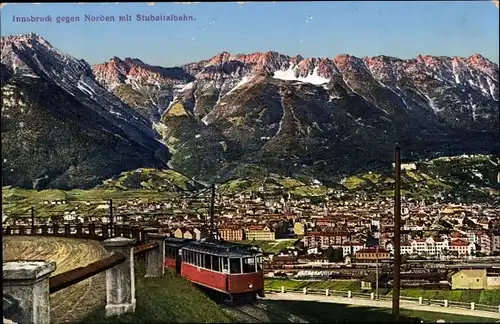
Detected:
[{"left": 1, "top": 33, "right": 499, "bottom": 189}]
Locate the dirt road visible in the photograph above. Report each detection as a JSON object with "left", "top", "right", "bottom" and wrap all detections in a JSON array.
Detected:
[{"left": 3, "top": 236, "right": 107, "bottom": 323}]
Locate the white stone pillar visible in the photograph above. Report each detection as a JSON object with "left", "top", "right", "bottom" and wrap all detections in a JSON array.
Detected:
[
  {"left": 444, "top": 300, "right": 448, "bottom": 307},
  {"left": 348, "top": 290, "right": 352, "bottom": 298},
  {"left": 145, "top": 233, "right": 167, "bottom": 278},
  {"left": 281, "top": 286, "right": 285, "bottom": 293},
  {"left": 102, "top": 237, "right": 137, "bottom": 317},
  {"left": 419, "top": 297, "right": 423, "bottom": 305},
  {"left": 3, "top": 261, "right": 56, "bottom": 324},
  {"left": 370, "top": 292, "right": 375, "bottom": 300},
  {"left": 470, "top": 302, "right": 475, "bottom": 311},
  {"left": 326, "top": 289, "right": 330, "bottom": 296},
  {"left": 303, "top": 287, "right": 307, "bottom": 295}
]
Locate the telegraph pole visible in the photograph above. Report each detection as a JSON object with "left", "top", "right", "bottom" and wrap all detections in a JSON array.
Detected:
[
  {"left": 31, "top": 206, "right": 35, "bottom": 235},
  {"left": 393, "top": 147, "right": 402, "bottom": 322},
  {"left": 209, "top": 183, "right": 215, "bottom": 240},
  {"left": 376, "top": 245, "right": 379, "bottom": 300},
  {"left": 497, "top": 104, "right": 500, "bottom": 184},
  {"left": 109, "top": 199, "right": 114, "bottom": 237}
]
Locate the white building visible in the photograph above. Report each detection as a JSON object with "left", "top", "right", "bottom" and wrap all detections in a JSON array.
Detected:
[
  {"left": 491, "top": 234, "right": 500, "bottom": 253},
  {"left": 400, "top": 237, "right": 449, "bottom": 257},
  {"left": 449, "top": 239, "right": 475, "bottom": 257}
]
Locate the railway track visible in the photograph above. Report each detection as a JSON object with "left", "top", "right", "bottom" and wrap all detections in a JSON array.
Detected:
[
  {"left": 221, "top": 303, "right": 265, "bottom": 323},
  {"left": 221, "top": 301, "right": 309, "bottom": 323}
]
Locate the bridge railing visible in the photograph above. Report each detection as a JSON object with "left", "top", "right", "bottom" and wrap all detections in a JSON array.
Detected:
[
  {"left": 2, "top": 224, "right": 158, "bottom": 244},
  {"left": 3, "top": 233, "right": 168, "bottom": 324},
  {"left": 265, "top": 287, "right": 500, "bottom": 314}
]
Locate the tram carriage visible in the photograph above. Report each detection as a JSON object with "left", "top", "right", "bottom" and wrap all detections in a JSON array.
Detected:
[
  {"left": 164, "top": 239, "right": 265, "bottom": 302},
  {"left": 163, "top": 237, "right": 194, "bottom": 272}
]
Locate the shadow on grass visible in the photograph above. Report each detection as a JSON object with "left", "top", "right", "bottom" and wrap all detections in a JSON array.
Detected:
[
  {"left": 79, "top": 263, "right": 233, "bottom": 324},
  {"left": 261, "top": 300, "right": 496, "bottom": 323}
]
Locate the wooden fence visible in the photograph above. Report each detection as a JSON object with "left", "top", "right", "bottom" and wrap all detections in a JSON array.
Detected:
[
  {"left": 3, "top": 233, "right": 169, "bottom": 324},
  {"left": 1, "top": 224, "right": 161, "bottom": 245}
]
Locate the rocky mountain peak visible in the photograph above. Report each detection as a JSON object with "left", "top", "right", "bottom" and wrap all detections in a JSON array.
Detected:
[
  {"left": 1, "top": 33, "right": 51, "bottom": 48},
  {"left": 208, "top": 51, "right": 232, "bottom": 65},
  {"left": 466, "top": 54, "right": 499, "bottom": 79},
  {"left": 93, "top": 55, "right": 193, "bottom": 90},
  {"left": 1, "top": 33, "right": 171, "bottom": 189}
]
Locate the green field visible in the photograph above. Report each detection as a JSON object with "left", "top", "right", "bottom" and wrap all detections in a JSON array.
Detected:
[
  {"left": 100, "top": 168, "right": 204, "bottom": 192},
  {"left": 231, "top": 239, "right": 299, "bottom": 254},
  {"left": 2, "top": 187, "right": 181, "bottom": 219},
  {"left": 393, "top": 288, "right": 500, "bottom": 305},
  {"left": 266, "top": 278, "right": 365, "bottom": 293},
  {"left": 265, "top": 279, "right": 500, "bottom": 306}
]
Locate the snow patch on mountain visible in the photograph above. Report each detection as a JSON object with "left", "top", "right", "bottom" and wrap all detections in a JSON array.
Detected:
[
  {"left": 225, "top": 76, "right": 250, "bottom": 96},
  {"left": 273, "top": 67, "right": 329, "bottom": 85}
]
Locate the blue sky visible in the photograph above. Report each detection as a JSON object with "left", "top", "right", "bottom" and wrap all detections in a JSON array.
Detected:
[{"left": 1, "top": 2, "right": 498, "bottom": 66}]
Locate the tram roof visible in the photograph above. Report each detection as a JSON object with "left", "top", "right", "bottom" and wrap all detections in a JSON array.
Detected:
[
  {"left": 164, "top": 237, "right": 195, "bottom": 248},
  {"left": 183, "top": 240, "right": 262, "bottom": 257}
]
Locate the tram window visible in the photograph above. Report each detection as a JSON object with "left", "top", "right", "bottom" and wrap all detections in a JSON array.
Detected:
[
  {"left": 222, "top": 257, "right": 229, "bottom": 273},
  {"left": 230, "top": 258, "right": 242, "bottom": 274},
  {"left": 256, "top": 256, "right": 263, "bottom": 271},
  {"left": 204, "top": 254, "right": 212, "bottom": 269},
  {"left": 242, "top": 257, "right": 256, "bottom": 273},
  {"left": 213, "top": 255, "right": 220, "bottom": 272}
]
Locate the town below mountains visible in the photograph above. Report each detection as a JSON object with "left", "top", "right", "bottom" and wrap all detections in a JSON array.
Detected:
[{"left": 1, "top": 33, "right": 499, "bottom": 204}]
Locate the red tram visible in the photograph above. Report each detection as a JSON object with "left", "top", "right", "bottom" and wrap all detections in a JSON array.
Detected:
[
  {"left": 164, "top": 237, "right": 194, "bottom": 272},
  {"left": 163, "top": 238, "right": 265, "bottom": 301}
]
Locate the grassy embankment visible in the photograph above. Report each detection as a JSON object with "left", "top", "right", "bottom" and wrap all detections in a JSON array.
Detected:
[{"left": 80, "top": 264, "right": 233, "bottom": 324}]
